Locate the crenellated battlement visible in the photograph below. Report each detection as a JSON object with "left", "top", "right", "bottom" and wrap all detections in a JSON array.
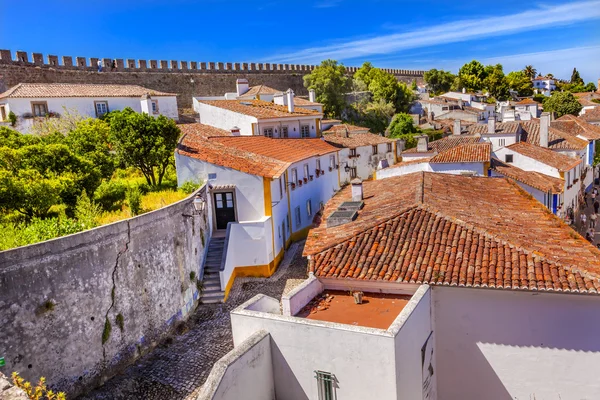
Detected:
[{"left": 0, "top": 49, "right": 426, "bottom": 77}]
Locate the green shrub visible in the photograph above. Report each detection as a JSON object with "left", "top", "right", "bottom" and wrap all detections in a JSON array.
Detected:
[
  {"left": 0, "top": 217, "right": 83, "bottom": 251},
  {"left": 94, "top": 180, "right": 127, "bottom": 211},
  {"left": 127, "top": 187, "right": 142, "bottom": 216},
  {"left": 8, "top": 111, "right": 16, "bottom": 127},
  {"left": 180, "top": 181, "right": 201, "bottom": 194},
  {"left": 75, "top": 190, "right": 101, "bottom": 229}
]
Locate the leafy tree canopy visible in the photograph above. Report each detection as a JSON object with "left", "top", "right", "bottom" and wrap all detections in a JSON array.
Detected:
[
  {"left": 483, "top": 64, "right": 510, "bottom": 100},
  {"left": 523, "top": 65, "right": 537, "bottom": 80},
  {"left": 303, "top": 59, "right": 349, "bottom": 118},
  {"left": 570, "top": 68, "right": 584, "bottom": 85},
  {"left": 543, "top": 91, "right": 582, "bottom": 117},
  {"left": 506, "top": 71, "right": 533, "bottom": 97},
  {"left": 423, "top": 69, "right": 456, "bottom": 94},
  {"left": 106, "top": 108, "right": 180, "bottom": 186},
  {"left": 388, "top": 113, "right": 417, "bottom": 137},
  {"left": 458, "top": 60, "right": 487, "bottom": 91}
]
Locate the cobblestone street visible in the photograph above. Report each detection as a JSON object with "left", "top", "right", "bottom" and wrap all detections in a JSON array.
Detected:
[{"left": 79, "top": 241, "right": 308, "bottom": 400}]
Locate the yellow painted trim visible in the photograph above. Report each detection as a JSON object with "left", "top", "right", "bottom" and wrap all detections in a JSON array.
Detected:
[
  {"left": 223, "top": 247, "right": 285, "bottom": 301},
  {"left": 263, "top": 178, "right": 272, "bottom": 217},
  {"left": 252, "top": 122, "right": 257, "bottom": 136},
  {"left": 393, "top": 142, "right": 398, "bottom": 164},
  {"left": 285, "top": 170, "right": 292, "bottom": 248},
  {"left": 337, "top": 151, "right": 341, "bottom": 187},
  {"left": 285, "top": 236, "right": 292, "bottom": 249},
  {"left": 316, "top": 118, "right": 321, "bottom": 137},
  {"left": 373, "top": 170, "right": 377, "bottom": 180}
]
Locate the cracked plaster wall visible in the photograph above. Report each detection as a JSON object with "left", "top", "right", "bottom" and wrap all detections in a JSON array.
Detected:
[{"left": 0, "top": 187, "right": 208, "bottom": 397}]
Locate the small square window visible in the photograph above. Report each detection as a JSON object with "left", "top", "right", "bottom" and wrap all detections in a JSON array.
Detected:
[
  {"left": 505, "top": 154, "right": 513, "bottom": 163},
  {"left": 151, "top": 100, "right": 159, "bottom": 114},
  {"left": 499, "top": 139, "right": 506, "bottom": 147},
  {"left": 31, "top": 101, "right": 48, "bottom": 117},
  {"left": 95, "top": 101, "right": 108, "bottom": 117},
  {"left": 315, "top": 371, "right": 335, "bottom": 400},
  {"left": 387, "top": 143, "right": 392, "bottom": 152},
  {"left": 349, "top": 149, "right": 357, "bottom": 157},
  {"left": 301, "top": 125, "right": 310, "bottom": 138},
  {"left": 264, "top": 128, "right": 274, "bottom": 138},
  {"left": 372, "top": 145, "right": 378, "bottom": 155},
  {"left": 282, "top": 126, "right": 289, "bottom": 138}
]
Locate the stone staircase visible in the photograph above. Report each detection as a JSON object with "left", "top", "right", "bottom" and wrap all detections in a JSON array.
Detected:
[{"left": 200, "top": 237, "right": 226, "bottom": 304}]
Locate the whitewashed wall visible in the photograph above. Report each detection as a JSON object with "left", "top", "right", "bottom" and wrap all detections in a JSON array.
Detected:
[
  {"left": 493, "top": 147, "right": 561, "bottom": 178},
  {"left": 480, "top": 133, "right": 518, "bottom": 151},
  {"left": 431, "top": 162, "right": 485, "bottom": 176},
  {"left": 195, "top": 101, "right": 257, "bottom": 135},
  {"left": 338, "top": 143, "right": 395, "bottom": 182},
  {"left": 376, "top": 161, "right": 431, "bottom": 180},
  {"left": 3, "top": 96, "right": 178, "bottom": 133},
  {"left": 269, "top": 176, "right": 289, "bottom": 257},
  {"left": 433, "top": 286, "right": 600, "bottom": 400},
  {"left": 256, "top": 117, "right": 319, "bottom": 138}
]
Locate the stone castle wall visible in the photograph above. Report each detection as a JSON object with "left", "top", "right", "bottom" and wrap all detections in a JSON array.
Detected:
[
  {"left": 0, "top": 50, "right": 425, "bottom": 108},
  {"left": 0, "top": 187, "right": 209, "bottom": 397}
]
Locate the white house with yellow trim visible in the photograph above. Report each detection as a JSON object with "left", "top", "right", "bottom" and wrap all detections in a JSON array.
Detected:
[{"left": 175, "top": 124, "right": 340, "bottom": 301}]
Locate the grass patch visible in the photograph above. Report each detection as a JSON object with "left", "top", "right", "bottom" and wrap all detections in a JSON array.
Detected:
[
  {"left": 96, "top": 189, "right": 188, "bottom": 225},
  {"left": 115, "top": 313, "right": 124, "bottom": 332},
  {"left": 102, "top": 317, "right": 112, "bottom": 345}
]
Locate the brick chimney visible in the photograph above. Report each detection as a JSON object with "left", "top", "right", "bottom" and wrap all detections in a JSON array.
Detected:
[
  {"left": 230, "top": 126, "right": 241, "bottom": 136},
  {"left": 487, "top": 118, "right": 496, "bottom": 134},
  {"left": 416, "top": 135, "right": 429, "bottom": 152},
  {"left": 453, "top": 119, "right": 461, "bottom": 135},
  {"left": 236, "top": 79, "right": 249, "bottom": 97},
  {"left": 286, "top": 89, "right": 295, "bottom": 113},
  {"left": 309, "top": 89, "right": 316, "bottom": 103},
  {"left": 351, "top": 179, "right": 363, "bottom": 201},
  {"left": 540, "top": 112, "right": 550, "bottom": 148}
]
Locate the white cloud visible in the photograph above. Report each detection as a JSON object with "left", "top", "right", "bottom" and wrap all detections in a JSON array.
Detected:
[{"left": 266, "top": 0, "right": 600, "bottom": 63}]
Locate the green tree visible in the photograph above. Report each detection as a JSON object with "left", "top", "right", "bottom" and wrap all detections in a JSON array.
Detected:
[
  {"left": 423, "top": 69, "right": 456, "bottom": 94},
  {"left": 483, "top": 64, "right": 509, "bottom": 100},
  {"left": 354, "top": 62, "right": 374, "bottom": 88},
  {"left": 584, "top": 82, "right": 597, "bottom": 92},
  {"left": 354, "top": 64, "right": 415, "bottom": 112},
  {"left": 74, "top": 189, "right": 101, "bottom": 229},
  {"left": 0, "top": 169, "right": 63, "bottom": 218},
  {"left": 388, "top": 113, "right": 417, "bottom": 137},
  {"left": 346, "top": 99, "right": 395, "bottom": 134},
  {"left": 570, "top": 68, "right": 584, "bottom": 85},
  {"left": 523, "top": 65, "right": 537, "bottom": 80},
  {"left": 506, "top": 71, "right": 534, "bottom": 96},
  {"left": 303, "top": 59, "right": 349, "bottom": 118},
  {"left": 66, "top": 118, "right": 115, "bottom": 180},
  {"left": 458, "top": 60, "right": 487, "bottom": 91},
  {"left": 107, "top": 108, "right": 181, "bottom": 186},
  {"left": 543, "top": 91, "right": 582, "bottom": 117}
]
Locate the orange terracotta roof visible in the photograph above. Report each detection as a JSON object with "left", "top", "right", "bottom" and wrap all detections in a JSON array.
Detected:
[
  {"left": 241, "top": 85, "right": 282, "bottom": 97},
  {"left": 403, "top": 135, "right": 480, "bottom": 154},
  {"left": 395, "top": 157, "right": 433, "bottom": 166},
  {"left": 176, "top": 124, "right": 338, "bottom": 179},
  {"left": 553, "top": 115, "right": 600, "bottom": 140},
  {"left": 304, "top": 172, "right": 600, "bottom": 294},
  {"left": 294, "top": 97, "right": 322, "bottom": 106},
  {"left": 506, "top": 141, "right": 581, "bottom": 172},
  {"left": 468, "top": 121, "right": 521, "bottom": 135},
  {"left": 323, "top": 131, "right": 392, "bottom": 148},
  {"left": 580, "top": 108, "right": 600, "bottom": 122},
  {"left": 515, "top": 98, "right": 540, "bottom": 105},
  {"left": 322, "top": 119, "right": 342, "bottom": 124},
  {"left": 429, "top": 142, "right": 490, "bottom": 163},
  {"left": 578, "top": 98, "right": 600, "bottom": 107},
  {"left": 520, "top": 120, "right": 588, "bottom": 150},
  {"left": 491, "top": 158, "right": 563, "bottom": 193},
  {"left": 0, "top": 83, "right": 176, "bottom": 98},
  {"left": 197, "top": 99, "right": 321, "bottom": 119}
]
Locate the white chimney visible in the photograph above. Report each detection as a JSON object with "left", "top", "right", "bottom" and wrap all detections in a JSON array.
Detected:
[
  {"left": 230, "top": 126, "right": 241, "bottom": 136},
  {"left": 453, "top": 119, "right": 461, "bottom": 135},
  {"left": 487, "top": 118, "right": 496, "bottom": 134},
  {"left": 309, "top": 89, "right": 316, "bottom": 103},
  {"left": 458, "top": 99, "right": 463, "bottom": 109},
  {"left": 540, "top": 112, "right": 550, "bottom": 148},
  {"left": 351, "top": 179, "right": 363, "bottom": 201},
  {"left": 236, "top": 79, "right": 249, "bottom": 97},
  {"left": 140, "top": 93, "right": 153, "bottom": 115},
  {"left": 286, "top": 89, "right": 295, "bottom": 113},
  {"left": 462, "top": 88, "right": 466, "bottom": 94},
  {"left": 273, "top": 93, "right": 286, "bottom": 106},
  {"left": 416, "top": 135, "right": 429, "bottom": 152}
]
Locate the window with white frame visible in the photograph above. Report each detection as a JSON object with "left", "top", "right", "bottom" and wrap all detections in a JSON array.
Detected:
[
  {"left": 329, "top": 155, "right": 336, "bottom": 169},
  {"left": 94, "top": 101, "right": 108, "bottom": 117},
  {"left": 0, "top": 105, "right": 6, "bottom": 122},
  {"left": 316, "top": 159, "right": 321, "bottom": 174},
  {"left": 498, "top": 139, "right": 506, "bottom": 147},
  {"left": 291, "top": 168, "right": 298, "bottom": 184},
  {"left": 282, "top": 126, "right": 289, "bottom": 138},
  {"left": 31, "top": 101, "right": 48, "bottom": 117},
  {"left": 295, "top": 206, "right": 301, "bottom": 226},
  {"left": 303, "top": 163, "right": 309, "bottom": 179},
  {"left": 263, "top": 127, "right": 274, "bottom": 138},
  {"left": 307, "top": 199, "right": 312, "bottom": 217},
  {"left": 301, "top": 125, "right": 310, "bottom": 138},
  {"left": 151, "top": 100, "right": 159, "bottom": 114}
]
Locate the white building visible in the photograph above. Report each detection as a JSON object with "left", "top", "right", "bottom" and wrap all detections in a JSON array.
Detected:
[
  {"left": 175, "top": 123, "right": 340, "bottom": 301},
  {"left": 200, "top": 173, "right": 600, "bottom": 400},
  {"left": 321, "top": 123, "right": 399, "bottom": 182},
  {"left": 0, "top": 83, "right": 178, "bottom": 133},
  {"left": 193, "top": 95, "right": 323, "bottom": 138},
  {"left": 468, "top": 120, "right": 521, "bottom": 151},
  {"left": 532, "top": 76, "right": 556, "bottom": 96}
]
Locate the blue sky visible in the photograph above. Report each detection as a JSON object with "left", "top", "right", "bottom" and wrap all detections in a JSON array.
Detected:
[{"left": 1, "top": 0, "right": 599, "bottom": 82}]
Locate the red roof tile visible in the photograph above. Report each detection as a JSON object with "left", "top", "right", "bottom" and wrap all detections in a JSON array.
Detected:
[
  {"left": 429, "top": 143, "right": 490, "bottom": 164},
  {"left": 197, "top": 99, "right": 321, "bottom": 119},
  {"left": 554, "top": 115, "right": 600, "bottom": 140},
  {"left": 467, "top": 121, "right": 521, "bottom": 135},
  {"left": 304, "top": 172, "right": 600, "bottom": 294},
  {"left": 520, "top": 120, "right": 588, "bottom": 150},
  {"left": 491, "top": 158, "right": 563, "bottom": 193},
  {"left": 0, "top": 83, "right": 175, "bottom": 98},
  {"left": 403, "top": 135, "right": 480, "bottom": 154}
]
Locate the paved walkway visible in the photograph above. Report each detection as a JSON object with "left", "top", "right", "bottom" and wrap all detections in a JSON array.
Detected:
[{"left": 79, "top": 241, "right": 308, "bottom": 400}]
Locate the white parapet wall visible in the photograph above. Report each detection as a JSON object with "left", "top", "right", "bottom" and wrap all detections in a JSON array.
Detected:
[
  {"left": 281, "top": 275, "right": 324, "bottom": 316},
  {"left": 197, "top": 330, "right": 275, "bottom": 400}
]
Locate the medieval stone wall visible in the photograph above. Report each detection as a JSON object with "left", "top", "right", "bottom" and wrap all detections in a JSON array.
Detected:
[{"left": 0, "top": 50, "right": 425, "bottom": 108}]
